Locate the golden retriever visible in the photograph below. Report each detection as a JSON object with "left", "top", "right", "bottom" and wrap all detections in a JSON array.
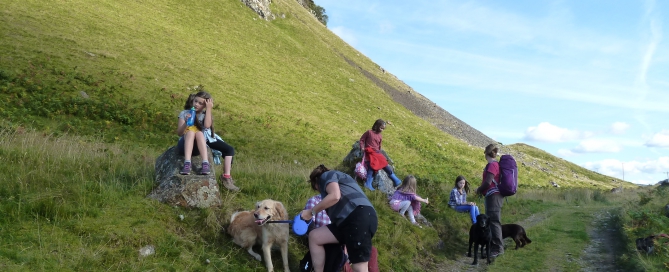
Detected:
[{"left": 228, "top": 199, "right": 290, "bottom": 272}]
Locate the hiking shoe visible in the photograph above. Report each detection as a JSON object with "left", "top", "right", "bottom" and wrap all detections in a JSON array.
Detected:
[
  {"left": 222, "top": 176, "right": 240, "bottom": 191},
  {"left": 200, "top": 162, "right": 210, "bottom": 175},
  {"left": 180, "top": 162, "right": 191, "bottom": 175},
  {"left": 412, "top": 221, "right": 422, "bottom": 228}
]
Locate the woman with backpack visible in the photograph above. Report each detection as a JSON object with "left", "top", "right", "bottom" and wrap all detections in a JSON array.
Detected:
[{"left": 475, "top": 143, "right": 504, "bottom": 258}]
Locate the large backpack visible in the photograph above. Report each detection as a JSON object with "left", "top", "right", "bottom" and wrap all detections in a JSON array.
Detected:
[{"left": 496, "top": 154, "right": 518, "bottom": 196}]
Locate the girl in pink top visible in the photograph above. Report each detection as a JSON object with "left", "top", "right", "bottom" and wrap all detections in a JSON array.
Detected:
[{"left": 389, "top": 175, "right": 429, "bottom": 227}]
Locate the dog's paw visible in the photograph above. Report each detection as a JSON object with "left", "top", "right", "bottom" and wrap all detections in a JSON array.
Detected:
[{"left": 471, "top": 261, "right": 478, "bottom": 265}]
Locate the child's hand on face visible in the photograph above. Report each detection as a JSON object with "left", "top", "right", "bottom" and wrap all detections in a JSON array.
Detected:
[{"left": 205, "top": 98, "right": 213, "bottom": 110}]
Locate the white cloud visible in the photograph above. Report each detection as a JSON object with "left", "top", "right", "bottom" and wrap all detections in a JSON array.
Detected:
[
  {"left": 329, "top": 26, "right": 358, "bottom": 46},
  {"left": 645, "top": 130, "right": 669, "bottom": 147},
  {"left": 609, "top": 122, "right": 630, "bottom": 135},
  {"left": 572, "top": 139, "right": 622, "bottom": 153},
  {"left": 582, "top": 156, "right": 669, "bottom": 185},
  {"left": 524, "top": 122, "right": 593, "bottom": 143}
]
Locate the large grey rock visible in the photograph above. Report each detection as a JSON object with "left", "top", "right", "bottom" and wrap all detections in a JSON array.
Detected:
[
  {"left": 241, "top": 0, "right": 274, "bottom": 20},
  {"left": 342, "top": 141, "right": 396, "bottom": 196},
  {"left": 149, "top": 146, "right": 222, "bottom": 208}
]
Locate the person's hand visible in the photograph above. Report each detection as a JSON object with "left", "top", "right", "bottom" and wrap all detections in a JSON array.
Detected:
[
  {"left": 469, "top": 202, "right": 476, "bottom": 206},
  {"left": 425, "top": 198, "right": 429, "bottom": 205},
  {"left": 300, "top": 209, "right": 313, "bottom": 221},
  {"left": 205, "top": 98, "right": 213, "bottom": 110}
]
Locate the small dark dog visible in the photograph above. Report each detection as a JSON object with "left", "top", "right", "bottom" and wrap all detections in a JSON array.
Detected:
[
  {"left": 502, "top": 224, "right": 532, "bottom": 250},
  {"left": 468, "top": 214, "right": 491, "bottom": 265},
  {"left": 636, "top": 233, "right": 669, "bottom": 254}
]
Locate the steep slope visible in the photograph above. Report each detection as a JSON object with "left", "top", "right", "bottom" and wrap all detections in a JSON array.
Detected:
[{"left": 0, "top": 0, "right": 631, "bottom": 189}]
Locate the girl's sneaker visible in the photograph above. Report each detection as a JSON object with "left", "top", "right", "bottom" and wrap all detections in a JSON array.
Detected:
[
  {"left": 200, "top": 162, "right": 211, "bottom": 175},
  {"left": 180, "top": 162, "right": 192, "bottom": 175}
]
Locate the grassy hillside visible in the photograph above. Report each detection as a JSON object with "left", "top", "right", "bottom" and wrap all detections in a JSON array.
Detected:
[
  {"left": 0, "top": 0, "right": 642, "bottom": 270},
  {"left": 0, "top": 0, "right": 631, "bottom": 189}
]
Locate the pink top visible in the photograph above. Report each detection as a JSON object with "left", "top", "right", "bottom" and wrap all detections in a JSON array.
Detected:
[
  {"left": 481, "top": 161, "right": 500, "bottom": 196},
  {"left": 360, "top": 130, "right": 383, "bottom": 152}
]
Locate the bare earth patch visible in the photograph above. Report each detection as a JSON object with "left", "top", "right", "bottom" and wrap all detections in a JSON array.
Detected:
[{"left": 578, "top": 209, "right": 624, "bottom": 272}]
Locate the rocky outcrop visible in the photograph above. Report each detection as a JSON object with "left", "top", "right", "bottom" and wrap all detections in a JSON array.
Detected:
[
  {"left": 149, "top": 146, "right": 222, "bottom": 208},
  {"left": 342, "top": 141, "right": 430, "bottom": 226},
  {"left": 241, "top": 0, "right": 274, "bottom": 20},
  {"left": 342, "top": 141, "right": 397, "bottom": 196}
]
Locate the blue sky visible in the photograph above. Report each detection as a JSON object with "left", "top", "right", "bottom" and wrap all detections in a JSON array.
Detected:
[{"left": 318, "top": 0, "right": 669, "bottom": 185}]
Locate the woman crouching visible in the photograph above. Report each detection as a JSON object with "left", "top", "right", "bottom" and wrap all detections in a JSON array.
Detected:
[{"left": 301, "top": 164, "right": 378, "bottom": 272}]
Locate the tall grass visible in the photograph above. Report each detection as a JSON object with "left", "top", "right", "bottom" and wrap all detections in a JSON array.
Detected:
[
  {"left": 0, "top": 127, "right": 652, "bottom": 271},
  {"left": 615, "top": 185, "right": 669, "bottom": 271}
]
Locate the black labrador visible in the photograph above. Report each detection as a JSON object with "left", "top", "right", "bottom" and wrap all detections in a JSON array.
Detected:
[
  {"left": 502, "top": 223, "right": 532, "bottom": 250},
  {"left": 467, "top": 214, "right": 491, "bottom": 265}
]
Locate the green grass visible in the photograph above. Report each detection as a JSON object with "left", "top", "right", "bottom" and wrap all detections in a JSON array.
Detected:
[
  {"left": 0, "top": 128, "right": 638, "bottom": 271},
  {"left": 0, "top": 0, "right": 646, "bottom": 270}
]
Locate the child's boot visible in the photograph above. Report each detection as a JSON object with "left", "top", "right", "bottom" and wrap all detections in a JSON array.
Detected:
[
  {"left": 389, "top": 173, "right": 402, "bottom": 187},
  {"left": 365, "top": 170, "right": 375, "bottom": 191},
  {"left": 200, "top": 162, "right": 210, "bottom": 175},
  {"left": 180, "top": 161, "right": 192, "bottom": 175}
]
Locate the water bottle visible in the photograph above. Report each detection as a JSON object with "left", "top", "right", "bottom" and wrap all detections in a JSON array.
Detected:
[
  {"left": 186, "top": 107, "right": 196, "bottom": 126},
  {"left": 212, "top": 150, "right": 222, "bottom": 165}
]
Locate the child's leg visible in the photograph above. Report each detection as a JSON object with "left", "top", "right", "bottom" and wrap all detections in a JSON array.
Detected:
[
  {"left": 183, "top": 131, "right": 195, "bottom": 161},
  {"left": 224, "top": 156, "right": 232, "bottom": 176},
  {"left": 406, "top": 206, "right": 416, "bottom": 223},
  {"left": 471, "top": 205, "right": 480, "bottom": 224},
  {"left": 398, "top": 200, "right": 411, "bottom": 217},
  {"left": 382, "top": 165, "right": 402, "bottom": 187},
  {"left": 194, "top": 131, "right": 208, "bottom": 161},
  {"left": 365, "top": 161, "right": 375, "bottom": 191}
]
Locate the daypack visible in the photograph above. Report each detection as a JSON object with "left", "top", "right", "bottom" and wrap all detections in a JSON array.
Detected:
[
  {"left": 496, "top": 154, "right": 518, "bottom": 196},
  {"left": 299, "top": 244, "right": 347, "bottom": 272}
]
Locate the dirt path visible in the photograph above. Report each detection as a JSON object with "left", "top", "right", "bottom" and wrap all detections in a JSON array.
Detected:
[
  {"left": 577, "top": 209, "right": 624, "bottom": 272},
  {"left": 434, "top": 208, "right": 622, "bottom": 272},
  {"left": 433, "top": 212, "right": 549, "bottom": 272}
]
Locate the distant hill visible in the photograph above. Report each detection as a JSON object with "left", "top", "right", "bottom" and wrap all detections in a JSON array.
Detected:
[{"left": 0, "top": 0, "right": 633, "bottom": 189}]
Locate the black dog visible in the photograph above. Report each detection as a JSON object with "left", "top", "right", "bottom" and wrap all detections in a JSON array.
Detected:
[
  {"left": 502, "top": 224, "right": 532, "bottom": 250},
  {"left": 636, "top": 234, "right": 669, "bottom": 254},
  {"left": 468, "top": 214, "right": 491, "bottom": 265}
]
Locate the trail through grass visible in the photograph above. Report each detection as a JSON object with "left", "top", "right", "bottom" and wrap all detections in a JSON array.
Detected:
[{"left": 436, "top": 203, "right": 628, "bottom": 272}]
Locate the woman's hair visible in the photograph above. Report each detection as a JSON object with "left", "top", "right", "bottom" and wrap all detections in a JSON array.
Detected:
[
  {"left": 398, "top": 175, "right": 417, "bottom": 193},
  {"left": 308, "top": 164, "right": 330, "bottom": 191},
  {"left": 371, "top": 119, "right": 386, "bottom": 132},
  {"left": 183, "top": 91, "right": 214, "bottom": 135},
  {"left": 455, "top": 175, "right": 470, "bottom": 194},
  {"left": 484, "top": 143, "right": 498, "bottom": 158}
]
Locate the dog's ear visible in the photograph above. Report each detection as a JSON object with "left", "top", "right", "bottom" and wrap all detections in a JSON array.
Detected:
[{"left": 275, "top": 201, "right": 288, "bottom": 220}]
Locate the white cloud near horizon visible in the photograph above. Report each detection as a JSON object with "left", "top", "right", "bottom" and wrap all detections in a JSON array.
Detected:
[
  {"left": 524, "top": 122, "right": 593, "bottom": 143},
  {"left": 582, "top": 156, "right": 669, "bottom": 184},
  {"left": 609, "top": 122, "right": 630, "bottom": 134},
  {"left": 645, "top": 130, "right": 669, "bottom": 147}
]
